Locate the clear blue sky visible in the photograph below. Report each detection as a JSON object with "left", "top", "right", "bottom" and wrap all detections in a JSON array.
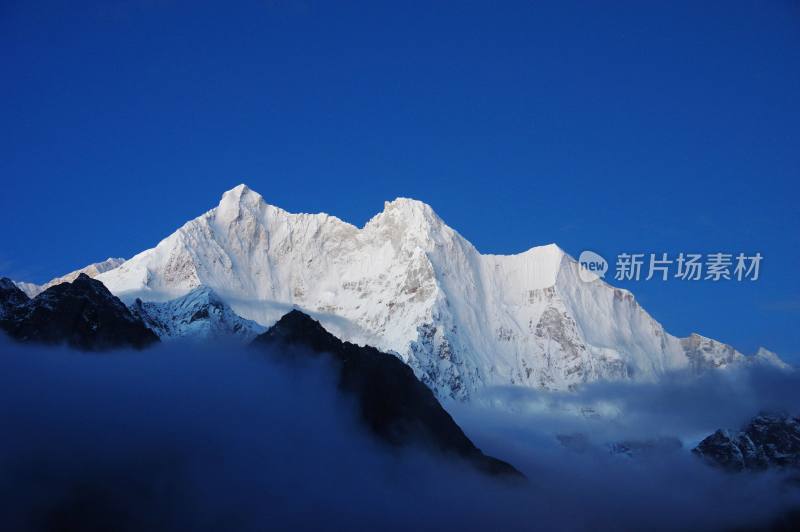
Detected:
[{"left": 2, "top": 1, "right": 798, "bottom": 361}]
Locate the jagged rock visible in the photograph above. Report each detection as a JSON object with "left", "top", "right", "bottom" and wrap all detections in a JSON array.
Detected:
[
  {"left": 693, "top": 413, "right": 800, "bottom": 472},
  {"left": 0, "top": 274, "right": 158, "bottom": 351},
  {"left": 252, "top": 310, "right": 524, "bottom": 479},
  {"left": 129, "top": 286, "right": 265, "bottom": 342}
]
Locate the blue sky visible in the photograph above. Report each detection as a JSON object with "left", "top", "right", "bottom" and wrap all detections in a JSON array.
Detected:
[{"left": 2, "top": 1, "right": 798, "bottom": 361}]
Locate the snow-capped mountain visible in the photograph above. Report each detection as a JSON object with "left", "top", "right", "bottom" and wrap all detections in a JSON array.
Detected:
[
  {"left": 129, "top": 286, "right": 265, "bottom": 342},
  {"left": 752, "top": 347, "right": 791, "bottom": 371},
  {"left": 681, "top": 333, "right": 747, "bottom": 372},
  {"left": 91, "top": 184, "right": 786, "bottom": 399},
  {"left": 680, "top": 334, "right": 791, "bottom": 373},
  {"left": 15, "top": 257, "right": 125, "bottom": 297}
]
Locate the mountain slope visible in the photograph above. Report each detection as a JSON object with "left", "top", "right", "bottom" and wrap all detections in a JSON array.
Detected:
[
  {"left": 253, "top": 310, "right": 522, "bottom": 478},
  {"left": 96, "top": 184, "right": 786, "bottom": 398},
  {"left": 0, "top": 278, "right": 30, "bottom": 319},
  {"left": 0, "top": 274, "right": 158, "bottom": 350}
]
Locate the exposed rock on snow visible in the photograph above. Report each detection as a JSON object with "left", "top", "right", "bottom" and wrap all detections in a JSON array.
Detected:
[
  {"left": 693, "top": 413, "right": 800, "bottom": 472},
  {"left": 681, "top": 333, "right": 747, "bottom": 372},
  {"left": 91, "top": 184, "right": 789, "bottom": 399},
  {"left": 130, "top": 286, "right": 265, "bottom": 342}
]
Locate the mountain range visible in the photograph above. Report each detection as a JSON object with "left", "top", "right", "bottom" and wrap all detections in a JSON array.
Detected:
[
  {"left": 1, "top": 274, "right": 158, "bottom": 350},
  {"left": 14, "top": 184, "right": 789, "bottom": 399}
]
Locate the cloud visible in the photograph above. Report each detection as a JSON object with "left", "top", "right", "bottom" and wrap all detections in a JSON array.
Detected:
[
  {"left": 0, "top": 339, "right": 527, "bottom": 531},
  {"left": 0, "top": 338, "right": 799, "bottom": 531},
  {"left": 446, "top": 366, "right": 800, "bottom": 530}
]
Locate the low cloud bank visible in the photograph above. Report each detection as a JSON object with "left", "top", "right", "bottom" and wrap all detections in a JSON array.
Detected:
[
  {"left": 453, "top": 364, "right": 800, "bottom": 445},
  {"left": 0, "top": 340, "right": 528, "bottom": 532},
  {"left": 448, "top": 366, "right": 800, "bottom": 531},
  {"left": 1, "top": 339, "right": 799, "bottom": 531}
]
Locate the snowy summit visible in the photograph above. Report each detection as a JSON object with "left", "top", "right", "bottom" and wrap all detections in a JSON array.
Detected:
[{"left": 22, "top": 183, "right": 776, "bottom": 399}]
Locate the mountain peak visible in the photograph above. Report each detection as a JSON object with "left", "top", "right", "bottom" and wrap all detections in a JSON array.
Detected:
[
  {"left": 276, "top": 308, "right": 325, "bottom": 327},
  {"left": 754, "top": 347, "right": 792, "bottom": 370},
  {"left": 43, "top": 272, "right": 117, "bottom": 301},
  {"left": 216, "top": 183, "right": 266, "bottom": 225},
  {"left": 219, "top": 183, "right": 263, "bottom": 205},
  {"left": 365, "top": 197, "right": 447, "bottom": 242},
  {"left": 130, "top": 285, "right": 265, "bottom": 342},
  {"left": 94, "top": 188, "right": 789, "bottom": 397},
  {"left": 384, "top": 196, "right": 431, "bottom": 211},
  {"left": 380, "top": 197, "right": 441, "bottom": 221},
  {"left": 253, "top": 310, "right": 524, "bottom": 478},
  {"left": 0, "top": 277, "right": 30, "bottom": 319},
  {"left": 257, "top": 309, "right": 338, "bottom": 352},
  {"left": 0, "top": 277, "right": 19, "bottom": 291},
  {"left": 1, "top": 273, "right": 158, "bottom": 350}
]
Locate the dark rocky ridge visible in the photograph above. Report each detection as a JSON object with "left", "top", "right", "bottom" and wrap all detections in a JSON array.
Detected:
[
  {"left": 693, "top": 413, "right": 800, "bottom": 472},
  {"left": 0, "top": 273, "right": 158, "bottom": 351},
  {"left": 0, "top": 278, "right": 30, "bottom": 318},
  {"left": 253, "top": 309, "right": 524, "bottom": 479}
]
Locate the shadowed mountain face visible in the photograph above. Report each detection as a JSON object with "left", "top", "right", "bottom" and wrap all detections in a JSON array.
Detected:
[
  {"left": 0, "top": 274, "right": 158, "bottom": 351},
  {"left": 0, "top": 278, "right": 30, "bottom": 318},
  {"left": 252, "top": 309, "right": 523, "bottom": 479},
  {"left": 693, "top": 413, "right": 800, "bottom": 472}
]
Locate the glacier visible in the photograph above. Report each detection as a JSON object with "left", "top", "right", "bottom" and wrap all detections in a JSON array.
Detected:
[{"left": 66, "top": 184, "right": 787, "bottom": 399}]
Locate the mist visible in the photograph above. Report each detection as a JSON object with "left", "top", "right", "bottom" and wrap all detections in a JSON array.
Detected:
[
  {"left": 1, "top": 338, "right": 799, "bottom": 531},
  {"left": 452, "top": 364, "right": 800, "bottom": 447},
  {"left": 448, "top": 365, "right": 800, "bottom": 530}
]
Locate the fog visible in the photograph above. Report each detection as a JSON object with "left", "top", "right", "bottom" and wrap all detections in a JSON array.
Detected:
[
  {"left": 448, "top": 365, "right": 800, "bottom": 530},
  {"left": 452, "top": 364, "right": 800, "bottom": 447},
  {"left": 1, "top": 338, "right": 799, "bottom": 531}
]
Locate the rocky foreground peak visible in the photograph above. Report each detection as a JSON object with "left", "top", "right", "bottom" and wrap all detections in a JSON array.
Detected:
[
  {"left": 0, "top": 274, "right": 158, "bottom": 351},
  {"left": 253, "top": 309, "right": 523, "bottom": 478}
]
